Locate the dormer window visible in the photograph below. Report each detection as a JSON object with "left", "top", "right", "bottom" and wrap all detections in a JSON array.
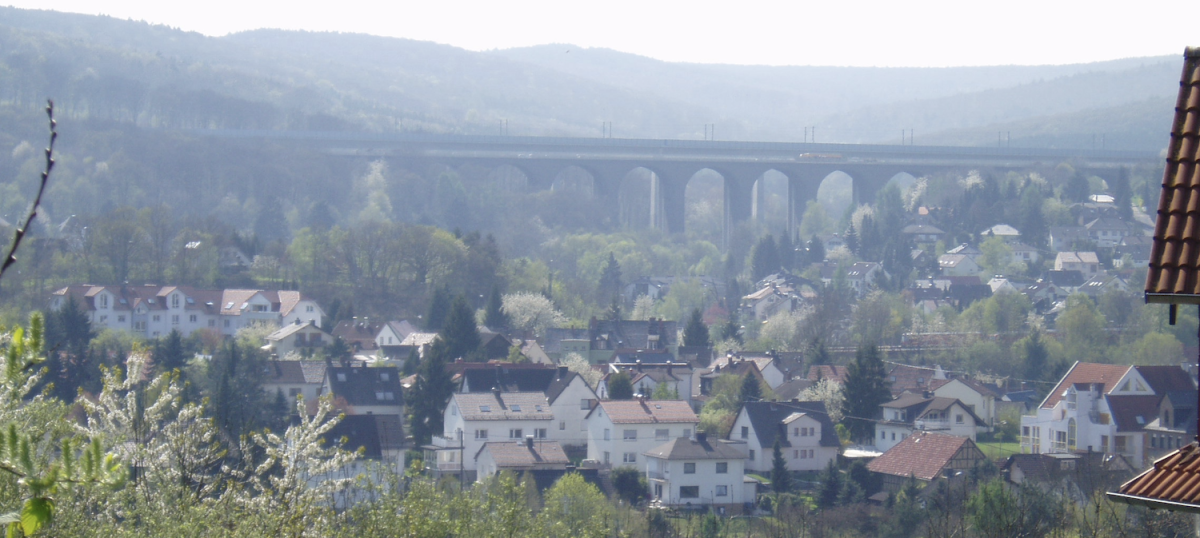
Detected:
[
  {"left": 480, "top": 405, "right": 491, "bottom": 413},
  {"left": 171, "top": 294, "right": 180, "bottom": 309},
  {"left": 99, "top": 294, "right": 109, "bottom": 309},
  {"left": 379, "top": 372, "right": 390, "bottom": 382},
  {"left": 511, "top": 405, "right": 522, "bottom": 412},
  {"left": 336, "top": 373, "right": 346, "bottom": 382}
]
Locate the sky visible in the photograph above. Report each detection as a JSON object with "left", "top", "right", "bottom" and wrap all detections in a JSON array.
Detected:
[{"left": 2, "top": 0, "right": 1194, "bottom": 67}]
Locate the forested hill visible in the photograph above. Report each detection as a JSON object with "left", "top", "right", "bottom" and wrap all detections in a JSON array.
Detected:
[{"left": 0, "top": 6, "right": 1184, "bottom": 146}]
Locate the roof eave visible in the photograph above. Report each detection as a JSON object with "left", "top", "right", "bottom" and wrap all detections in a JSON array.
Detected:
[
  {"left": 1145, "top": 293, "right": 1200, "bottom": 305},
  {"left": 1106, "top": 492, "right": 1200, "bottom": 514}
]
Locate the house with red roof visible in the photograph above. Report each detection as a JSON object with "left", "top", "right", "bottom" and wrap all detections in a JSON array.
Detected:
[
  {"left": 867, "top": 431, "right": 986, "bottom": 492},
  {"left": 1020, "top": 362, "right": 1196, "bottom": 467},
  {"left": 586, "top": 398, "right": 698, "bottom": 472}
]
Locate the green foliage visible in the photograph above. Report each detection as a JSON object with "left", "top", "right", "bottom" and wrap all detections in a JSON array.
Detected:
[
  {"left": 967, "top": 478, "right": 1066, "bottom": 538},
  {"left": 738, "top": 372, "right": 762, "bottom": 402},
  {"left": 610, "top": 466, "right": 648, "bottom": 506},
  {"left": 407, "top": 339, "right": 455, "bottom": 445},
  {"left": 596, "top": 252, "right": 623, "bottom": 304},
  {"left": 841, "top": 345, "right": 891, "bottom": 443},
  {"left": 483, "top": 286, "right": 508, "bottom": 330},
  {"left": 682, "top": 308, "right": 710, "bottom": 348},
  {"left": 771, "top": 437, "right": 792, "bottom": 494},
  {"left": 816, "top": 460, "right": 841, "bottom": 509},
  {"left": 440, "top": 295, "right": 482, "bottom": 361},
  {"left": 425, "top": 286, "right": 451, "bottom": 332},
  {"left": 540, "top": 473, "right": 611, "bottom": 538},
  {"left": 650, "top": 382, "right": 680, "bottom": 400},
  {"left": 607, "top": 371, "right": 633, "bottom": 400}
]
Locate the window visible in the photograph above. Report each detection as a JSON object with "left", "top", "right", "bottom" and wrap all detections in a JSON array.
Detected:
[
  {"left": 189, "top": 314, "right": 197, "bottom": 323},
  {"left": 683, "top": 429, "right": 691, "bottom": 439},
  {"left": 656, "top": 429, "right": 669, "bottom": 441},
  {"left": 536, "top": 429, "right": 547, "bottom": 439},
  {"left": 208, "top": 320, "right": 216, "bottom": 327},
  {"left": 684, "top": 463, "right": 696, "bottom": 474},
  {"left": 716, "top": 462, "right": 728, "bottom": 474},
  {"left": 475, "top": 430, "right": 488, "bottom": 439},
  {"left": 99, "top": 316, "right": 108, "bottom": 323},
  {"left": 480, "top": 405, "right": 491, "bottom": 413},
  {"left": 748, "top": 449, "right": 755, "bottom": 461},
  {"left": 171, "top": 294, "right": 180, "bottom": 309},
  {"left": 741, "top": 426, "right": 749, "bottom": 439},
  {"left": 604, "top": 429, "right": 610, "bottom": 441},
  {"left": 603, "top": 452, "right": 610, "bottom": 464},
  {"left": 379, "top": 372, "right": 389, "bottom": 382},
  {"left": 451, "top": 405, "right": 457, "bottom": 416},
  {"left": 509, "top": 429, "right": 523, "bottom": 439},
  {"left": 223, "top": 320, "right": 230, "bottom": 328},
  {"left": 881, "top": 431, "right": 886, "bottom": 439},
  {"left": 337, "top": 373, "right": 347, "bottom": 382},
  {"left": 117, "top": 315, "right": 126, "bottom": 323},
  {"left": 794, "top": 450, "right": 800, "bottom": 458},
  {"left": 624, "top": 429, "right": 637, "bottom": 441},
  {"left": 560, "top": 421, "right": 566, "bottom": 431},
  {"left": 679, "top": 486, "right": 699, "bottom": 498},
  {"left": 252, "top": 305, "right": 268, "bottom": 312},
  {"left": 715, "top": 485, "right": 728, "bottom": 497},
  {"left": 955, "top": 414, "right": 964, "bottom": 424},
  {"left": 172, "top": 315, "right": 179, "bottom": 325},
  {"left": 306, "top": 305, "right": 314, "bottom": 312},
  {"left": 511, "top": 405, "right": 522, "bottom": 412},
  {"left": 794, "top": 427, "right": 799, "bottom": 437},
  {"left": 623, "top": 452, "right": 637, "bottom": 463},
  {"left": 153, "top": 315, "right": 161, "bottom": 322},
  {"left": 99, "top": 295, "right": 108, "bottom": 308},
  {"left": 581, "top": 399, "right": 590, "bottom": 410},
  {"left": 891, "top": 432, "right": 895, "bottom": 441},
  {"left": 288, "top": 388, "right": 301, "bottom": 397}
]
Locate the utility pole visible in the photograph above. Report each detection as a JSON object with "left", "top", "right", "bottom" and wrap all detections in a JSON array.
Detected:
[{"left": 459, "top": 429, "right": 465, "bottom": 490}]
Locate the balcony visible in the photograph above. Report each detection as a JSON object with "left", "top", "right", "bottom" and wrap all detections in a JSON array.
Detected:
[
  {"left": 647, "top": 470, "right": 666, "bottom": 480},
  {"left": 914, "top": 419, "right": 952, "bottom": 431}
]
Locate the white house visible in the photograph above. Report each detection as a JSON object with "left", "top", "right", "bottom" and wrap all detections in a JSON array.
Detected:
[
  {"left": 430, "top": 391, "right": 554, "bottom": 476},
  {"left": 1020, "top": 362, "right": 1196, "bottom": 467},
  {"left": 49, "top": 285, "right": 323, "bottom": 339},
  {"left": 265, "top": 320, "right": 328, "bottom": 358},
  {"left": 375, "top": 320, "right": 418, "bottom": 348},
  {"left": 1054, "top": 252, "right": 1101, "bottom": 278},
  {"left": 645, "top": 432, "right": 750, "bottom": 514},
  {"left": 875, "top": 394, "right": 986, "bottom": 452},
  {"left": 711, "top": 354, "right": 787, "bottom": 390},
  {"left": 938, "top": 255, "right": 982, "bottom": 277},
  {"left": 545, "top": 368, "right": 600, "bottom": 449},
  {"left": 586, "top": 399, "right": 698, "bottom": 471},
  {"left": 728, "top": 400, "right": 839, "bottom": 473},
  {"left": 931, "top": 377, "right": 1001, "bottom": 428},
  {"left": 476, "top": 438, "right": 570, "bottom": 481}
]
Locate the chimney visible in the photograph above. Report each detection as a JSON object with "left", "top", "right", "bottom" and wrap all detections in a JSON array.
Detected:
[
  {"left": 557, "top": 365, "right": 568, "bottom": 379},
  {"left": 493, "top": 386, "right": 504, "bottom": 409},
  {"left": 526, "top": 435, "right": 534, "bottom": 449},
  {"left": 696, "top": 431, "right": 707, "bottom": 444},
  {"left": 636, "top": 359, "right": 643, "bottom": 372}
]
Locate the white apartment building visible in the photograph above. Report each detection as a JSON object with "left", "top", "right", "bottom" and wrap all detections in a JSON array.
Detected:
[{"left": 586, "top": 398, "right": 698, "bottom": 471}]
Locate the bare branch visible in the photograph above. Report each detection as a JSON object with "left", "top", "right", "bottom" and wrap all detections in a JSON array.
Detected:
[{"left": 0, "top": 100, "right": 57, "bottom": 281}]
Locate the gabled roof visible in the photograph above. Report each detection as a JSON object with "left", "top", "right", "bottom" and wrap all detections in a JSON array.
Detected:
[
  {"left": 1108, "top": 395, "right": 1168, "bottom": 433},
  {"left": 267, "top": 320, "right": 324, "bottom": 342},
  {"left": 400, "top": 332, "right": 439, "bottom": 346},
  {"left": 644, "top": 437, "right": 745, "bottom": 460},
  {"left": 901, "top": 224, "right": 945, "bottom": 235},
  {"left": 453, "top": 392, "right": 553, "bottom": 421},
  {"left": 263, "top": 361, "right": 321, "bottom": 385},
  {"left": 478, "top": 440, "right": 569, "bottom": 467},
  {"left": 592, "top": 399, "right": 697, "bottom": 424},
  {"left": 326, "top": 365, "right": 403, "bottom": 407},
  {"left": 1110, "top": 442, "right": 1200, "bottom": 513},
  {"left": 322, "top": 414, "right": 404, "bottom": 459},
  {"left": 1056, "top": 251, "right": 1100, "bottom": 265},
  {"left": 545, "top": 369, "right": 594, "bottom": 404},
  {"left": 1147, "top": 50, "right": 1200, "bottom": 303},
  {"left": 867, "top": 431, "right": 981, "bottom": 481},
  {"left": 807, "top": 365, "right": 849, "bottom": 384},
  {"left": 1136, "top": 365, "right": 1198, "bottom": 394},
  {"left": 733, "top": 401, "right": 840, "bottom": 449},
  {"left": 1041, "top": 362, "right": 1132, "bottom": 409},
  {"left": 460, "top": 365, "right": 559, "bottom": 393}
]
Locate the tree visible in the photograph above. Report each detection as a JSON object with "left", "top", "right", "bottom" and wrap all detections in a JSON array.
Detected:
[
  {"left": 739, "top": 372, "right": 762, "bottom": 402},
  {"left": 750, "top": 234, "right": 781, "bottom": 282},
  {"left": 154, "top": 329, "right": 188, "bottom": 374},
  {"left": 540, "top": 473, "right": 611, "bottom": 538},
  {"left": 1113, "top": 167, "right": 1133, "bottom": 221},
  {"left": 1014, "top": 328, "right": 1050, "bottom": 383},
  {"left": 325, "top": 336, "right": 352, "bottom": 363},
  {"left": 425, "top": 285, "right": 451, "bottom": 331},
  {"left": 841, "top": 345, "right": 891, "bottom": 442},
  {"left": 596, "top": 252, "right": 623, "bottom": 304},
  {"left": 844, "top": 223, "right": 859, "bottom": 255},
  {"left": 43, "top": 295, "right": 98, "bottom": 401},
  {"left": 771, "top": 437, "right": 792, "bottom": 494},
  {"left": 807, "top": 234, "right": 826, "bottom": 265},
  {"left": 439, "top": 295, "right": 481, "bottom": 361},
  {"left": 502, "top": 292, "right": 567, "bottom": 338},
  {"left": 607, "top": 371, "right": 634, "bottom": 400},
  {"left": 408, "top": 339, "right": 455, "bottom": 445},
  {"left": 1018, "top": 185, "right": 1047, "bottom": 247},
  {"left": 206, "top": 340, "right": 271, "bottom": 441},
  {"left": 817, "top": 459, "right": 842, "bottom": 508},
  {"left": 483, "top": 285, "right": 508, "bottom": 330},
  {"left": 1065, "top": 171, "right": 1091, "bottom": 203},
  {"left": 610, "top": 467, "right": 648, "bottom": 506},
  {"left": 682, "top": 308, "right": 710, "bottom": 348}
]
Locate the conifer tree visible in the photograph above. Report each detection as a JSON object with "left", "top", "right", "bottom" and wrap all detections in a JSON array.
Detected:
[
  {"left": 682, "top": 308, "right": 710, "bottom": 348},
  {"left": 408, "top": 339, "right": 455, "bottom": 445},
  {"left": 484, "top": 285, "right": 508, "bottom": 330},
  {"left": 607, "top": 371, "right": 634, "bottom": 400},
  {"left": 772, "top": 436, "right": 792, "bottom": 494},
  {"left": 739, "top": 372, "right": 762, "bottom": 402},
  {"left": 440, "top": 295, "right": 482, "bottom": 361},
  {"left": 841, "top": 344, "right": 891, "bottom": 442},
  {"left": 425, "top": 286, "right": 451, "bottom": 331},
  {"left": 597, "top": 252, "right": 623, "bottom": 304}
]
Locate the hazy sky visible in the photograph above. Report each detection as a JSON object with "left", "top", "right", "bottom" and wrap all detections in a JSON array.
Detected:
[{"left": 4, "top": 0, "right": 1193, "bottom": 67}]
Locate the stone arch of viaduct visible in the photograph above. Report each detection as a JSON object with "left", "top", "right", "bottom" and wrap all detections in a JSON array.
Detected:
[{"left": 435, "top": 157, "right": 953, "bottom": 245}]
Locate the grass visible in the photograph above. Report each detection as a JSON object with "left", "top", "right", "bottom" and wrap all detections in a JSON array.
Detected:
[{"left": 977, "top": 440, "right": 1022, "bottom": 459}]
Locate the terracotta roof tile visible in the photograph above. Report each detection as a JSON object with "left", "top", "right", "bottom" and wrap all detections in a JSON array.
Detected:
[
  {"left": 479, "top": 441, "right": 569, "bottom": 467},
  {"left": 595, "top": 399, "right": 697, "bottom": 424},
  {"left": 1041, "top": 362, "right": 1131, "bottom": 409},
  {"left": 1112, "top": 442, "right": 1200, "bottom": 510},
  {"left": 1147, "top": 49, "right": 1200, "bottom": 303},
  {"left": 454, "top": 392, "right": 553, "bottom": 421},
  {"left": 867, "top": 431, "right": 982, "bottom": 481}
]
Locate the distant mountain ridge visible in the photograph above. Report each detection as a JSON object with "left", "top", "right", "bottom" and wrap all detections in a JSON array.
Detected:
[{"left": 0, "top": 6, "right": 1183, "bottom": 149}]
